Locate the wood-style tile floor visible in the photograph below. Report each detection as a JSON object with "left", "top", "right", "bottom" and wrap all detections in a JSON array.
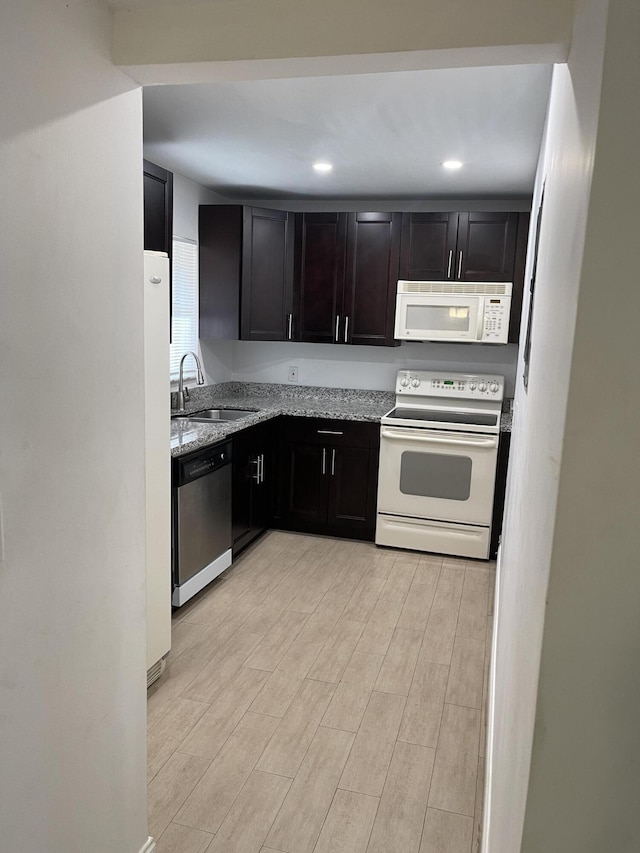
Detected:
[{"left": 147, "top": 531, "right": 495, "bottom": 853}]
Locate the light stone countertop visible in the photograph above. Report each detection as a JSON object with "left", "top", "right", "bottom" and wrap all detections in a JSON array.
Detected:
[
  {"left": 170, "top": 382, "right": 395, "bottom": 457},
  {"left": 170, "top": 382, "right": 513, "bottom": 457}
]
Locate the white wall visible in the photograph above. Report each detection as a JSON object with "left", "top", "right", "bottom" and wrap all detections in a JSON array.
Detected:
[
  {"left": 521, "top": 0, "right": 640, "bottom": 848},
  {"left": 0, "top": 2, "right": 148, "bottom": 852},
  {"left": 484, "top": 0, "right": 639, "bottom": 850},
  {"left": 172, "top": 170, "right": 230, "bottom": 241},
  {"left": 113, "top": 0, "right": 574, "bottom": 70},
  {"left": 202, "top": 339, "right": 518, "bottom": 395}
]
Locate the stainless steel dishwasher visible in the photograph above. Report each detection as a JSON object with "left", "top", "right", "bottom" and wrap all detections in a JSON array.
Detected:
[{"left": 172, "top": 441, "right": 233, "bottom": 607}]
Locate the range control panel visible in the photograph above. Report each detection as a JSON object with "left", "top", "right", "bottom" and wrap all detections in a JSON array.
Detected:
[{"left": 395, "top": 370, "right": 504, "bottom": 400}]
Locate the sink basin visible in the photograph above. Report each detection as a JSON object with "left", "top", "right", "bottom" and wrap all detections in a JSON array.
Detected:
[{"left": 173, "top": 408, "right": 258, "bottom": 422}]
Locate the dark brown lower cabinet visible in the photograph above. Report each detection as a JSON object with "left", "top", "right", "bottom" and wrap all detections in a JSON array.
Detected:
[
  {"left": 232, "top": 420, "right": 274, "bottom": 556},
  {"left": 277, "top": 417, "right": 380, "bottom": 540}
]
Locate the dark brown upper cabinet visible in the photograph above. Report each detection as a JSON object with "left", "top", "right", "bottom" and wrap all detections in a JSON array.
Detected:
[
  {"left": 199, "top": 205, "right": 294, "bottom": 341},
  {"left": 399, "top": 211, "right": 518, "bottom": 283},
  {"left": 294, "top": 211, "right": 400, "bottom": 347},
  {"left": 294, "top": 212, "right": 347, "bottom": 344},
  {"left": 143, "top": 159, "right": 173, "bottom": 255}
]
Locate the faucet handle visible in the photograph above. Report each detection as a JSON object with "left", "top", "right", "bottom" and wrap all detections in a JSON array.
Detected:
[{"left": 183, "top": 385, "right": 190, "bottom": 401}]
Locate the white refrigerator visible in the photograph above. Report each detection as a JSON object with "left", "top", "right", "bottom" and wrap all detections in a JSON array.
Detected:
[{"left": 144, "top": 250, "right": 172, "bottom": 686}]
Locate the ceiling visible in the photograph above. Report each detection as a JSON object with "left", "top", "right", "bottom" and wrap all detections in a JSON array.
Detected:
[{"left": 142, "top": 64, "right": 553, "bottom": 200}]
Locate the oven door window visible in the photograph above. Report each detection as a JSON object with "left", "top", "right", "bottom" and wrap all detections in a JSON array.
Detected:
[{"left": 399, "top": 451, "right": 472, "bottom": 501}]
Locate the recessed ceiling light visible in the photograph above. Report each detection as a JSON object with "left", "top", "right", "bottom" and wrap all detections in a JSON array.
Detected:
[
  {"left": 442, "top": 160, "right": 464, "bottom": 170},
  {"left": 313, "top": 162, "right": 333, "bottom": 173}
]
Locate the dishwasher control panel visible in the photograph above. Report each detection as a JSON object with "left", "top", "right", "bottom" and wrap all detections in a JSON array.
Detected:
[{"left": 177, "top": 441, "right": 232, "bottom": 486}]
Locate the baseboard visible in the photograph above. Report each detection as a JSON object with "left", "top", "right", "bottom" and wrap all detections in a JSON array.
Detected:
[
  {"left": 481, "top": 544, "right": 501, "bottom": 853},
  {"left": 138, "top": 837, "right": 156, "bottom": 853}
]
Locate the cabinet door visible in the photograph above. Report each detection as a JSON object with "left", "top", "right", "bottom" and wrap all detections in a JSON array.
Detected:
[
  {"left": 241, "top": 207, "right": 294, "bottom": 341},
  {"left": 295, "top": 212, "right": 347, "bottom": 344},
  {"left": 399, "top": 212, "right": 458, "bottom": 280},
  {"left": 199, "top": 205, "right": 243, "bottom": 341},
  {"left": 455, "top": 212, "right": 518, "bottom": 282},
  {"left": 232, "top": 421, "right": 274, "bottom": 556},
  {"left": 280, "top": 441, "right": 329, "bottom": 528},
  {"left": 326, "top": 445, "right": 377, "bottom": 534},
  {"left": 232, "top": 428, "right": 258, "bottom": 552},
  {"left": 143, "top": 160, "right": 173, "bottom": 255},
  {"left": 343, "top": 212, "right": 401, "bottom": 347}
]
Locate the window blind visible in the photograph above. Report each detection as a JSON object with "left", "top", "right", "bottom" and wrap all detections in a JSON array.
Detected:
[{"left": 170, "top": 237, "right": 198, "bottom": 381}]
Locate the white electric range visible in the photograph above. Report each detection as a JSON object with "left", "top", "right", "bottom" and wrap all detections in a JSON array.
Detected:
[{"left": 375, "top": 369, "right": 504, "bottom": 560}]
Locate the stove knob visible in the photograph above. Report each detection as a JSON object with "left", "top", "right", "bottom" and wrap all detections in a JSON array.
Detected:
[
  {"left": 478, "top": 382, "right": 488, "bottom": 392},
  {"left": 469, "top": 381, "right": 477, "bottom": 391},
  {"left": 400, "top": 377, "right": 410, "bottom": 387},
  {"left": 489, "top": 382, "right": 499, "bottom": 394},
  {"left": 411, "top": 378, "right": 421, "bottom": 388}
]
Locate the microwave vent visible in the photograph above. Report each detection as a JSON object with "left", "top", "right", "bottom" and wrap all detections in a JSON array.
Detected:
[{"left": 398, "top": 281, "right": 511, "bottom": 296}]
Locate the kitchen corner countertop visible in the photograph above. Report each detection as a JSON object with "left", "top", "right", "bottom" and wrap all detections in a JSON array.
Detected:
[{"left": 170, "top": 382, "right": 396, "bottom": 457}]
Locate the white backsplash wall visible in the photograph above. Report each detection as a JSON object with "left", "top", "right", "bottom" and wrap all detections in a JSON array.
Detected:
[{"left": 200, "top": 339, "right": 519, "bottom": 396}]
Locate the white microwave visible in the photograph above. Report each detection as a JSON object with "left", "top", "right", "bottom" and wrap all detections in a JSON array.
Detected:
[{"left": 394, "top": 280, "right": 512, "bottom": 344}]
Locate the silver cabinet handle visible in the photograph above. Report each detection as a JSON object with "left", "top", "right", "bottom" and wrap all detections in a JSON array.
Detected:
[
  {"left": 321, "top": 447, "right": 327, "bottom": 475},
  {"left": 331, "top": 447, "right": 336, "bottom": 476},
  {"left": 457, "top": 250, "right": 463, "bottom": 279},
  {"left": 335, "top": 315, "right": 341, "bottom": 343},
  {"left": 258, "top": 453, "right": 264, "bottom": 484},
  {"left": 251, "top": 456, "right": 260, "bottom": 482},
  {"left": 317, "top": 430, "right": 343, "bottom": 435},
  {"left": 447, "top": 249, "right": 453, "bottom": 279},
  {"left": 287, "top": 313, "right": 293, "bottom": 340},
  {"left": 344, "top": 315, "right": 349, "bottom": 343}
]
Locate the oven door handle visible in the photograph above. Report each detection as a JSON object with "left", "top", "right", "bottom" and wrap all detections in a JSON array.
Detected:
[{"left": 380, "top": 426, "right": 498, "bottom": 449}]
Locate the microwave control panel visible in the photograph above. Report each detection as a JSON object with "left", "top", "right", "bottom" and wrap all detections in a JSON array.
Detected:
[{"left": 480, "top": 297, "right": 510, "bottom": 342}]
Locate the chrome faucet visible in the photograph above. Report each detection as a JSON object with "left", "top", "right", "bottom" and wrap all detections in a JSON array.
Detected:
[{"left": 176, "top": 351, "right": 205, "bottom": 413}]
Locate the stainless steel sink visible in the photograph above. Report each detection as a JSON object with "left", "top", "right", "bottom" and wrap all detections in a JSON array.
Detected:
[{"left": 173, "top": 408, "right": 258, "bottom": 422}]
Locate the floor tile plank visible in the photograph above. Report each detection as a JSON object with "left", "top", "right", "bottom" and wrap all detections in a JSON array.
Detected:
[
  {"left": 313, "top": 788, "right": 379, "bottom": 853},
  {"left": 342, "top": 575, "right": 386, "bottom": 623},
  {"left": 180, "top": 631, "right": 264, "bottom": 704},
  {"left": 148, "top": 698, "right": 210, "bottom": 782},
  {"left": 307, "top": 618, "right": 366, "bottom": 684},
  {"left": 397, "top": 580, "right": 437, "bottom": 632},
  {"left": 420, "top": 808, "right": 473, "bottom": 853},
  {"left": 355, "top": 598, "right": 403, "bottom": 657},
  {"left": 256, "top": 679, "right": 336, "bottom": 778},
  {"left": 398, "top": 660, "right": 449, "bottom": 749},
  {"left": 174, "top": 711, "right": 280, "bottom": 834},
  {"left": 147, "top": 751, "right": 211, "bottom": 841},
  {"left": 444, "top": 637, "right": 485, "bottom": 710},
  {"left": 244, "top": 609, "right": 310, "bottom": 672},
  {"left": 367, "top": 741, "right": 436, "bottom": 853},
  {"left": 207, "top": 770, "right": 292, "bottom": 853},
  {"left": 419, "top": 607, "right": 459, "bottom": 667},
  {"left": 155, "top": 822, "right": 214, "bottom": 853},
  {"left": 178, "top": 666, "right": 270, "bottom": 760},
  {"left": 249, "top": 639, "right": 324, "bottom": 718},
  {"left": 374, "top": 627, "right": 423, "bottom": 697},
  {"left": 321, "top": 651, "right": 384, "bottom": 733},
  {"left": 431, "top": 565, "right": 465, "bottom": 612},
  {"left": 265, "top": 726, "right": 355, "bottom": 853},
  {"left": 379, "top": 561, "right": 417, "bottom": 603},
  {"left": 338, "top": 691, "right": 406, "bottom": 797},
  {"left": 428, "top": 704, "right": 480, "bottom": 817}
]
